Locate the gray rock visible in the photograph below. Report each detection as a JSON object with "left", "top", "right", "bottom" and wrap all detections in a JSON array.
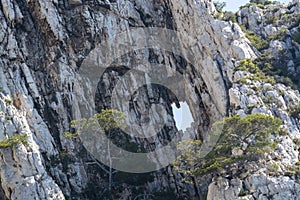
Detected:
[{"left": 0, "top": 0, "right": 300, "bottom": 199}]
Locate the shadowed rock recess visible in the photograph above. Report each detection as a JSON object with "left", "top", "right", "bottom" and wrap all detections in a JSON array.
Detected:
[{"left": 0, "top": 0, "right": 300, "bottom": 199}]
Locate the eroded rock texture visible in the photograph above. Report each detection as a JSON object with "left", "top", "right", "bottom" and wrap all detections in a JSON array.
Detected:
[{"left": 0, "top": 0, "right": 299, "bottom": 199}]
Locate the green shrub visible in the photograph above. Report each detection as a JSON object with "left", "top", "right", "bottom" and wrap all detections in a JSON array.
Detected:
[
  {"left": 278, "top": 127, "right": 289, "bottom": 136},
  {"left": 272, "top": 8, "right": 280, "bottom": 13},
  {"left": 240, "top": 25, "right": 270, "bottom": 50},
  {"left": 240, "top": 2, "right": 265, "bottom": 9},
  {"left": 235, "top": 59, "right": 260, "bottom": 73},
  {"left": 250, "top": 0, "right": 266, "bottom": 4},
  {"left": 247, "top": 34, "right": 269, "bottom": 50},
  {"left": 252, "top": 71, "right": 276, "bottom": 84},
  {"left": 237, "top": 78, "right": 251, "bottom": 84},
  {"left": 5, "top": 116, "right": 12, "bottom": 120},
  {"left": 70, "top": 109, "right": 126, "bottom": 134},
  {"left": 289, "top": 14, "right": 300, "bottom": 29},
  {"left": 5, "top": 98, "right": 13, "bottom": 105},
  {"left": 264, "top": 1, "right": 275, "bottom": 5},
  {"left": 265, "top": 15, "right": 278, "bottom": 24},
  {"left": 222, "top": 11, "right": 237, "bottom": 23},
  {"left": 293, "top": 138, "right": 300, "bottom": 146},
  {"left": 239, "top": 189, "right": 247, "bottom": 197},
  {"left": 213, "top": 1, "right": 226, "bottom": 13},
  {"left": 174, "top": 114, "right": 282, "bottom": 177},
  {"left": 63, "top": 132, "right": 79, "bottom": 139},
  {"left": 270, "top": 27, "right": 288, "bottom": 41},
  {"left": 286, "top": 165, "right": 300, "bottom": 177},
  {"left": 287, "top": 3, "right": 297, "bottom": 10},
  {"left": 277, "top": 77, "right": 297, "bottom": 89},
  {"left": 0, "top": 134, "right": 29, "bottom": 148},
  {"left": 235, "top": 59, "right": 276, "bottom": 84},
  {"left": 267, "top": 162, "right": 280, "bottom": 176},
  {"left": 292, "top": 30, "right": 300, "bottom": 44},
  {"left": 254, "top": 53, "right": 300, "bottom": 89},
  {"left": 288, "top": 103, "right": 300, "bottom": 119}
]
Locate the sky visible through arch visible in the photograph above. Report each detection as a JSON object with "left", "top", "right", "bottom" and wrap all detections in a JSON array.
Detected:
[
  {"left": 171, "top": 102, "right": 194, "bottom": 132},
  {"left": 171, "top": 0, "right": 294, "bottom": 132},
  {"left": 223, "top": 0, "right": 292, "bottom": 12}
]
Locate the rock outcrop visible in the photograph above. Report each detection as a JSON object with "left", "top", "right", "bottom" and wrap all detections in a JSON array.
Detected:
[
  {"left": 0, "top": 0, "right": 300, "bottom": 199},
  {"left": 205, "top": 1, "right": 300, "bottom": 199}
]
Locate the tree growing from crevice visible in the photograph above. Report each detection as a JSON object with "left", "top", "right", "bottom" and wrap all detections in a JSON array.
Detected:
[
  {"left": 0, "top": 134, "right": 28, "bottom": 148},
  {"left": 65, "top": 109, "right": 126, "bottom": 200},
  {"left": 173, "top": 114, "right": 282, "bottom": 182},
  {"left": 213, "top": 1, "right": 226, "bottom": 13}
]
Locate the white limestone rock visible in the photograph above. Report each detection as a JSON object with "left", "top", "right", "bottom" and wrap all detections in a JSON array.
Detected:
[{"left": 1, "top": 0, "right": 23, "bottom": 23}]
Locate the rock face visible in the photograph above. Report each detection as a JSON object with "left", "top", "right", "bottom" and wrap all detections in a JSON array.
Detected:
[
  {"left": 207, "top": 173, "right": 300, "bottom": 200},
  {"left": 0, "top": 0, "right": 300, "bottom": 199},
  {"left": 205, "top": 1, "right": 300, "bottom": 199},
  {"left": 237, "top": 0, "right": 300, "bottom": 86}
]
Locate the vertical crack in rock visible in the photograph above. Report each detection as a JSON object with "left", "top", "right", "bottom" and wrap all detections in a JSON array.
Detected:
[{"left": 1, "top": 0, "right": 292, "bottom": 199}]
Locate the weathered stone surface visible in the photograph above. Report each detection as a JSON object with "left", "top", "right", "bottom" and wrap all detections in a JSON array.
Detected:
[
  {"left": 208, "top": 173, "right": 300, "bottom": 200},
  {"left": 0, "top": 0, "right": 300, "bottom": 199}
]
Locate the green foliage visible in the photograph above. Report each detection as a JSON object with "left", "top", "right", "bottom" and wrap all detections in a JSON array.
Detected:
[
  {"left": 66, "top": 109, "right": 147, "bottom": 153},
  {"left": 94, "top": 109, "right": 126, "bottom": 133},
  {"left": 288, "top": 103, "right": 300, "bottom": 119},
  {"left": 174, "top": 114, "right": 282, "bottom": 177},
  {"left": 235, "top": 59, "right": 260, "bottom": 73},
  {"left": 222, "top": 11, "right": 237, "bottom": 23},
  {"left": 250, "top": 0, "right": 264, "bottom": 4},
  {"left": 238, "top": 12, "right": 300, "bottom": 89},
  {"left": 68, "top": 109, "right": 126, "bottom": 137},
  {"left": 264, "top": 0, "right": 275, "bottom": 5},
  {"left": 239, "top": 24, "right": 270, "bottom": 51},
  {"left": 5, "top": 98, "right": 13, "bottom": 105},
  {"left": 262, "top": 96, "right": 275, "bottom": 104},
  {"left": 293, "top": 138, "right": 300, "bottom": 146},
  {"left": 287, "top": 3, "right": 298, "bottom": 10},
  {"left": 0, "top": 88, "right": 3, "bottom": 93},
  {"left": 236, "top": 0, "right": 300, "bottom": 88},
  {"left": 5, "top": 116, "right": 12, "bottom": 120},
  {"left": 272, "top": 7, "right": 280, "bottom": 13},
  {"left": 240, "top": 3, "right": 264, "bottom": 9},
  {"left": 250, "top": 0, "right": 275, "bottom": 6},
  {"left": 270, "top": 27, "right": 288, "bottom": 41},
  {"left": 255, "top": 53, "right": 299, "bottom": 89},
  {"left": 286, "top": 165, "right": 300, "bottom": 177},
  {"left": 292, "top": 30, "right": 300, "bottom": 44},
  {"left": 63, "top": 131, "right": 79, "bottom": 139},
  {"left": 265, "top": 15, "right": 278, "bottom": 25},
  {"left": 247, "top": 32, "right": 269, "bottom": 50},
  {"left": 267, "top": 162, "right": 280, "bottom": 173},
  {"left": 235, "top": 59, "right": 276, "bottom": 84},
  {"left": 173, "top": 140, "right": 202, "bottom": 176},
  {"left": 213, "top": 1, "right": 226, "bottom": 13},
  {"left": 239, "top": 189, "right": 247, "bottom": 197},
  {"left": 252, "top": 71, "right": 276, "bottom": 84},
  {"left": 288, "top": 14, "right": 300, "bottom": 29},
  {"left": 0, "top": 134, "right": 28, "bottom": 148}
]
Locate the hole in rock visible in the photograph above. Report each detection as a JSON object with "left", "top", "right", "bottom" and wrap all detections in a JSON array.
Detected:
[{"left": 171, "top": 101, "right": 194, "bottom": 132}]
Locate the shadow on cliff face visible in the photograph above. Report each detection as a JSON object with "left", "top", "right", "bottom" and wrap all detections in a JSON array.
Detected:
[
  {"left": 73, "top": 35, "right": 223, "bottom": 197},
  {"left": 61, "top": 15, "right": 227, "bottom": 198}
]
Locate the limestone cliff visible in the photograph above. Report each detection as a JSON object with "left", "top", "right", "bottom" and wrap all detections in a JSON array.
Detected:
[{"left": 0, "top": 0, "right": 299, "bottom": 199}]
